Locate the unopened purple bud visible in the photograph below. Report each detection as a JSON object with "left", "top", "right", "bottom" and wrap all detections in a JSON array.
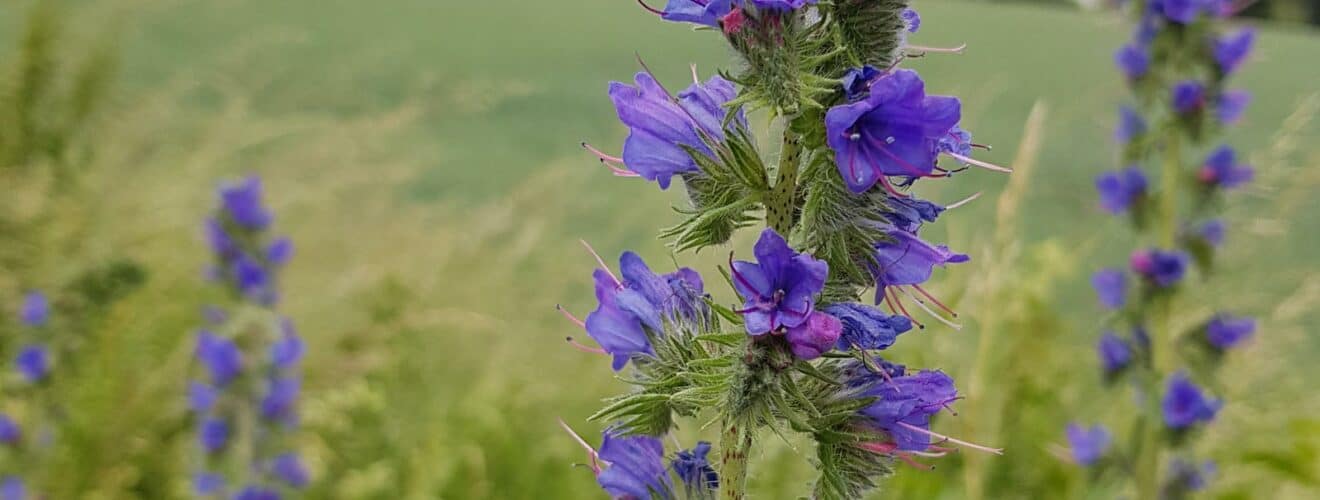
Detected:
[
  {"left": 19, "top": 291, "right": 49, "bottom": 327},
  {"left": 786, "top": 311, "right": 842, "bottom": 360}
]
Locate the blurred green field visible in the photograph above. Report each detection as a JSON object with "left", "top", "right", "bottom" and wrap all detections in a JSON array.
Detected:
[{"left": 2, "top": 0, "right": 1319, "bottom": 498}]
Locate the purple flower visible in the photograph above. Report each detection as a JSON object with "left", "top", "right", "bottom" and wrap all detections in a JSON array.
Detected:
[
  {"left": 1214, "top": 28, "right": 1255, "bottom": 75},
  {"left": 1095, "top": 166, "right": 1148, "bottom": 214},
  {"left": 0, "top": 414, "right": 19, "bottom": 445},
  {"left": 659, "top": 0, "right": 736, "bottom": 28},
  {"left": 1197, "top": 146, "right": 1253, "bottom": 189},
  {"left": 840, "top": 65, "right": 881, "bottom": 101},
  {"left": 271, "top": 322, "right": 304, "bottom": 369},
  {"left": 859, "top": 370, "right": 958, "bottom": 451},
  {"left": 883, "top": 196, "right": 945, "bottom": 233},
  {"left": 1166, "top": 459, "right": 1216, "bottom": 492},
  {"left": 233, "top": 486, "right": 282, "bottom": 500},
  {"left": 1066, "top": 423, "right": 1111, "bottom": 466},
  {"left": 1171, "top": 80, "right": 1206, "bottom": 115},
  {"left": 1, "top": 478, "right": 24, "bottom": 500},
  {"left": 1198, "top": 219, "right": 1226, "bottom": 247},
  {"left": 672, "top": 441, "right": 719, "bottom": 492},
  {"left": 823, "top": 302, "right": 913, "bottom": 351},
  {"left": 270, "top": 453, "right": 310, "bottom": 488},
  {"left": 902, "top": 8, "right": 921, "bottom": 33},
  {"left": 188, "top": 382, "right": 218, "bottom": 413},
  {"left": 1217, "top": 90, "right": 1250, "bottom": 124},
  {"left": 199, "top": 417, "right": 229, "bottom": 453},
  {"left": 18, "top": 291, "right": 48, "bottom": 327},
  {"left": 1153, "top": 0, "right": 1215, "bottom": 23},
  {"left": 1098, "top": 332, "right": 1132, "bottom": 374},
  {"left": 267, "top": 237, "right": 294, "bottom": 266},
  {"left": 219, "top": 176, "right": 272, "bottom": 230},
  {"left": 750, "top": 0, "right": 815, "bottom": 11},
  {"left": 193, "top": 472, "right": 225, "bottom": 495},
  {"left": 1115, "top": 44, "right": 1150, "bottom": 79},
  {"left": 785, "top": 311, "right": 842, "bottom": 360},
  {"left": 1162, "top": 372, "right": 1221, "bottom": 430},
  {"left": 1129, "top": 249, "right": 1189, "bottom": 288},
  {"left": 730, "top": 228, "right": 829, "bottom": 335},
  {"left": 1116, "top": 106, "right": 1146, "bottom": 144},
  {"left": 197, "top": 331, "right": 243, "bottom": 387},
  {"left": 1091, "top": 268, "right": 1127, "bottom": 309},
  {"left": 596, "top": 428, "right": 671, "bottom": 499},
  {"left": 204, "top": 218, "right": 237, "bottom": 258},
  {"left": 15, "top": 345, "right": 49, "bottom": 383},
  {"left": 1205, "top": 314, "right": 1255, "bottom": 350},
  {"left": 871, "top": 228, "right": 969, "bottom": 293},
  {"left": 608, "top": 72, "right": 745, "bottom": 189},
  {"left": 232, "top": 254, "right": 273, "bottom": 304},
  {"left": 825, "top": 69, "right": 962, "bottom": 193},
  {"left": 585, "top": 251, "right": 707, "bottom": 370},
  {"left": 261, "top": 377, "right": 300, "bottom": 423}
]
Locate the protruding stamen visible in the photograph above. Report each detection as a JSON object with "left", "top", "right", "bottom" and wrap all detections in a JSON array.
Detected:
[
  {"left": 690, "top": 63, "right": 700, "bottom": 85},
  {"left": 895, "top": 452, "right": 935, "bottom": 470},
  {"left": 887, "top": 287, "right": 925, "bottom": 329},
  {"left": 945, "top": 191, "right": 982, "bottom": 210},
  {"left": 582, "top": 142, "right": 625, "bottom": 163},
  {"left": 581, "top": 240, "right": 621, "bottom": 287},
  {"left": 896, "top": 422, "right": 1004, "bottom": 455},
  {"left": 556, "top": 304, "right": 587, "bottom": 328},
  {"left": 906, "top": 43, "right": 967, "bottom": 55},
  {"left": 859, "top": 441, "right": 898, "bottom": 454},
  {"left": 557, "top": 418, "right": 604, "bottom": 474},
  {"left": 907, "top": 450, "right": 950, "bottom": 458},
  {"left": 600, "top": 159, "right": 640, "bottom": 177},
  {"left": 877, "top": 174, "right": 909, "bottom": 199},
  {"left": 566, "top": 336, "right": 607, "bottom": 355},
  {"left": 636, "top": 0, "right": 664, "bottom": 16},
  {"left": 946, "top": 152, "right": 1013, "bottom": 173},
  {"left": 895, "top": 286, "right": 962, "bottom": 330},
  {"left": 971, "top": 143, "right": 992, "bottom": 151},
  {"left": 910, "top": 284, "right": 958, "bottom": 318}
]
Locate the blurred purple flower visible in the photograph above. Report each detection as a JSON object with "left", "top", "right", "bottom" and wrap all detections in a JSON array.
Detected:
[
  {"left": 1129, "top": 249, "right": 1189, "bottom": 288},
  {"left": 18, "top": 291, "right": 48, "bottom": 327},
  {"left": 1162, "top": 372, "right": 1221, "bottom": 429},
  {"left": 1096, "top": 166, "right": 1147, "bottom": 214},
  {"left": 1205, "top": 314, "right": 1255, "bottom": 350},
  {"left": 1197, "top": 146, "right": 1253, "bottom": 189},
  {"left": 1066, "top": 423, "right": 1111, "bottom": 466},
  {"left": 1091, "top": 268, "right": 1127, "bottom": 309}
]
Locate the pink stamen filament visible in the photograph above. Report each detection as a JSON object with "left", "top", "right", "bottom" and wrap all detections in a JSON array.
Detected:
[
  {"left": 557, "top": 418, "right": 604, "bottom": 474},
  {"left": 886, "top": 287, "right": 924, "bottom": 329},
  {"left": 896, "top": 453, "right": 935, "bottom": 470},
  {"left": 910, "top": 284, "right": 958, "bottom": 317},
  {"left": 599, "top": 159, "right": 640, "bottom": 177},
  {"left": 566, "top": 336, "right": 607, "bottom": 355},
  {"left": 865, "top": 133, "right": 935, "bottom": 178},
  {"left": 945, "top": 152, "right": 1012, "bottom": 173},
  {"left": 859, "top": 441, "right": 898, "bottom": 454},
  {"left": 581, "top": 142, "right": 625, "bottom": 163},
  {"left": 556, "top": 304, "right": 587, "bottom": 328},
  {"left": 895, "top": 286, "right": 962, "bottom": 330},
  {"left": 853, "top": 137, "right": 910, "bottom": 197},
  {"left": 944, "top": 191, "right": 982, "bottom": 210},
  {"left": 906, "top": 43, "right": 968, "bottom": 54},
  {"left": 581, "top": 240, "right": 621, "bottom": 287},
  {"left": 896, "top": 422, "right": 1004, "bottom": 455},
  {"left": 635, "top": 0, "right": 664, "bottom": 16}
]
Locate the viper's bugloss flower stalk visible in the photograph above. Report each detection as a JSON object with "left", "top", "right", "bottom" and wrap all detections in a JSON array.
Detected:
[
  {"left": 191, "top": 176, "right": 308, "bottom": 498},
  {"left": 562, "top": 2, "right": 1011, "bottom": 498},
  {"left": 1072, "top": 2, "right": 1256, "bottom": 498}
]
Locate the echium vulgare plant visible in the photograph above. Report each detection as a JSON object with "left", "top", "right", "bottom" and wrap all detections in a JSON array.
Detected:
[
  {"left": 190, "top": 176, "right": 309, "bottom": 499},
  {"left": 1066, "top": 2, "right": 1256, "bottom": 499},
  {"left": 1, "top": 291, "right": 52, "bottom": 498},
  {"left": 558, "top": 2, "right": 1011, "bottom": 498}
]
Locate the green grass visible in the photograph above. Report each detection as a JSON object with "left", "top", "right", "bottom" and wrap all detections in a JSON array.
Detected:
[{"left": 2, "top": 0, "right": 1319, "bottom": 498}]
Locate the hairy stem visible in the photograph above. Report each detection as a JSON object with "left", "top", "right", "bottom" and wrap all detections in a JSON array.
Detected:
[
  {"left": 719, "top": 422, "right": 752, "bottom": 500},
  {"left": 1136, "top": 128, "right": 1184, "bottom": 500},
  {"left": 766, "top": 129, "right": 802, "bottom": 235}
]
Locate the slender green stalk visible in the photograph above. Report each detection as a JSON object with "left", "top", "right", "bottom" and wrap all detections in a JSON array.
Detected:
[
  {"left": 720, "top": 126, "right": 801, "bottom": 499},
  {"left": 1136, "top": 128, "right": 1184, "bottom": 500}
]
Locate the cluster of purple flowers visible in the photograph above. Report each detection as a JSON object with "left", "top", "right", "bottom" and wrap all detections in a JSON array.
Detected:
[
  {"left": 191, "top": 177, "right": 308, "bottom": 498},
  {"left": 1070, "top": 2, "right": 1257, "bottom": 491},
  {"left": 565, "top": 4, "right": 1009, "bottom": 494},
  {"left": 1, "top": 291, "right": 53, "bottom": 496}
]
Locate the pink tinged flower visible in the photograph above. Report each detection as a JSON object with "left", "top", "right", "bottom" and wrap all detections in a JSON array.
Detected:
[
  {"left": 785, "top": 311, "right": 842, "bottom": 360},
  {"left": 730, "top": 229, "right": 829, "bottom": 335},
  {"left": 1197, "top": 146, "right": 1253, "bottom": 189}
]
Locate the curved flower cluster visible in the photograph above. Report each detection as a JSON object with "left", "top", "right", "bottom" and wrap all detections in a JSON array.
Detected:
[
  {"left": 191, "top": 176, "right": 308, "bottom": 498},
  {"left": 566, "top": 3, "right": 1005, "bottom": 497},
  {"left": 1072, "top": 2, "right": 1256, "bottom": 493}
]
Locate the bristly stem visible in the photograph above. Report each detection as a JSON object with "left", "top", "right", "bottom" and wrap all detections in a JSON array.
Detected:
[
  {"left": 1136, "top": 127, "right": 1184, "bottom": 500},
  {"left": 719, "top": 421, "right": 752, "bottom": 500},
  {"left": 767, "top": 128, "right": 802, "bottom": 235}
]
